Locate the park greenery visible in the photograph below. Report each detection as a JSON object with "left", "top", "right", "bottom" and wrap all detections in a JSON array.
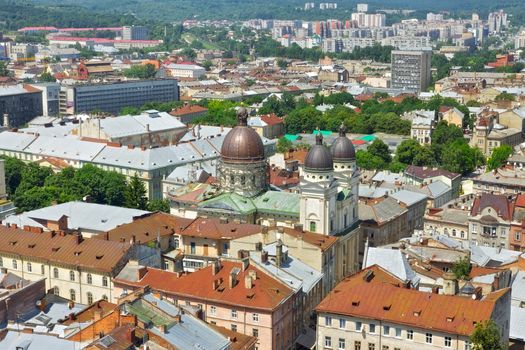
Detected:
[
  {"left": 470, "top": 320, "right": 505, "bottom": 350},
  {"left": 123, "top": 63, "right": 157, "bottom": 79},
  {"left": 487, "top": 145, "right": 513, "bottom": 171},
  {"left": 2, "top": 156, "right": 169, "bottom": 213}
]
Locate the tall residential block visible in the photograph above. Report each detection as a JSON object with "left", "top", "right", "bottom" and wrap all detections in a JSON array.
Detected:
[{"left": 391, "top": 49, "right": 432, "bottom": 92}]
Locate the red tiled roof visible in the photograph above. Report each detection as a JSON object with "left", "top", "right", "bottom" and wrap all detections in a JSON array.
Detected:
[
  {"left": 260, "top": 114, "right": 283, "bottom": 126},
  {"left": 515, "top": 194, "right": 525, "bottom": 208},
  {"left": 180, "top": 217, "right": 262, "bottom": 240},
  {"left": 352, "top": 139, "right": 366, "bottom": 145},
  {"left": 49, "top": 36, "right": 161, "bottom": 44},
  {"left": 282, "top": 227, "right": 338, "bottom": 252},
  {"left": 169, "top": 104, "right": 208, "bottom": 116},
  {"left": 470, "top": 193, "right": 514, "bottom": 221},
  {"left": 316, "top": 266, "right": 509, "bottom": 337},
  {"left": 115, "top": 261, "right": 294, "bottom": 311}
]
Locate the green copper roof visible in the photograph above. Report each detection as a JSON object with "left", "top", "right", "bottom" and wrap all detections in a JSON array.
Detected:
[
  {"left": 198, "top": 192, "right": 257, "bottom": 214},
  {"left": 337, "top": 188, "right": 352, "bottom": 201},
  {"left": 252, "top": 191, "right": 300, "bottom": 216},
  {"left": 358, "top": 134, "right": 376, "bottom": 142}
]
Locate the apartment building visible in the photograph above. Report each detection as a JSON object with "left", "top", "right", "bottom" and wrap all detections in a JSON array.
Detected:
[
  {"left": 0, "top": 225, "right": 152, "bottom": 305},
  {"left": 114, "top": 260, "right": 298, "bottom": 350},
  {"left": 59, "top": 79, "right": 179, "bottom": 115},
  {"left": 469, "top": 193, "right": 513, "bottom": 249},
  {"left": 122, "top": 25, "right": 149, "bottom": 40},
  {"left": 316, "top": 265, "right": 511, "bottom": 350},
  {"left": 391, "top": 50, "right": 432, "bottom": 92},
  {"left": 0, "top": 84, "right": 43, "bottom": 127}
]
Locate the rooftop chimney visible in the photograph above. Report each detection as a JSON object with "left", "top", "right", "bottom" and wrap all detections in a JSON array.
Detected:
[{"left": 275, "top": 240, "right": 283, "bottom": 268}]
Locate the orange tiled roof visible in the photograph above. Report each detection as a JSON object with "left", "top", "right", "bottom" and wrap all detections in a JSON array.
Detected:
[
  {"left": 260, "top": 114, "right": 283, "bottom": 126},
  {"left": 114, "top": 261, "right": 294, "bottom": 311},
  {"left": 170, "top": 104, "right": 208, "bottom": 116},
  {"left": 180, "top": 217, "right": 262, "bottom": 240},
  {"left": 282, "top": 227, "right": 338, "bottom": 252},
  {"left": 316, "top": 266, "right": 508, "bottom": 336}
]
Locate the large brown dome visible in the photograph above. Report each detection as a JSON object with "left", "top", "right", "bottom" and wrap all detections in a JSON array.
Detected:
[
  {"left": 220, "top": 108, "right": 265, "bottom": 163},
  {"left": 331, "top": 123, "right": 356, "bottom": 161}
]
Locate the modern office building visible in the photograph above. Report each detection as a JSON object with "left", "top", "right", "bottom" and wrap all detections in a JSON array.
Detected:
[
  {"left": 0, "top": 84, "right": 43, "bottom": 127},
  {"left": 30, "top": 83, "right": 60, "bottom": 116},
  {"left": 59, "top": 79, "right": 179, "bottom": 115},
  {"left": 122, "top": 25, "right": 149, "bottom": 40},
  {"left": 391, "top": 49, "right": 432, "bottom": 92}
]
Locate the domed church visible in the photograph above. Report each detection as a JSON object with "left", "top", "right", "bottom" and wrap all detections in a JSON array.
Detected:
[{"left": 169, "top": 110, "right": 359, "bottom": 237}]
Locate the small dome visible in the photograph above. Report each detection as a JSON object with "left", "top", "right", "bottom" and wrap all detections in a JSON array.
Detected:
[
  {"left": 331, "top": 123, "right": 355, "bottom": 161},
  {"left": 304, "top": 131, "right": 333, "bottom": 172},
  {"left": 220, "top": 108, "right": 265, "bottom": 163}
]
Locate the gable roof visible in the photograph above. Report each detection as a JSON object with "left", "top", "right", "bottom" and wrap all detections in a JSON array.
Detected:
[
  {"left": 405, "top": 165, "right": 460, "bottom": 180},
  {"left": 470, "top": 193, "right": 514, "bottom": 220},
  {"left": 114, "top": 261, "right": 294, "bottom": 311}
]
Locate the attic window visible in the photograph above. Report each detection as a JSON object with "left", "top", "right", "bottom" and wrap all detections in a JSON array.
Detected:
[
  {"left": 351, "top": 300, "right": 360, "bottom": 307},
  {"left": 217, "top": 287, "right": 225, "bottom": 292},
  {"left": 246, "top": 293, "right": 255, "bottom": 299},
  {"left": 74, "top": 251, "right": 82, "bottom": 256},
  {"left": 28, "top": 244, "right": 36, "bottom": 249},
  {"left": 413, "top": 310, "right": 421, "bottom": 317},
  {"left": 446, "top": 316, "right": 455, "bottom": 322},
  {"left": 52, "top": 247, "right": 60, "bottom": 252},
  {"left": 9, "top": 241, "right": 17, "bottom": 246},
  {"left": 96, "top": 255, "right": 104, "bottom": 260},
  {"left": 263, "top": 198, "right": 269, "bottom": 202},
  {"left": 383, "top": 304, "right": 391, "bottom": 311}
]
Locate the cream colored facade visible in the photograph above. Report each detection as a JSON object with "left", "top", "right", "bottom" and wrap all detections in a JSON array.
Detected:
[
  {"left": 0, "top": 255, "right": 115, "bottom": 304},
  {"left": 316, "top": 313, "right": 475, "bottom": 350}
]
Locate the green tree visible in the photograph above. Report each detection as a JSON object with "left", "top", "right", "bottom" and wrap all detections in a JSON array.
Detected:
[
  {"left": 277, "top": 137, "right": 293, "bottom": 153},
  {"left": 277, "top": 59, "right": 288, "bottom": 69},
  {"left": 367, "top": 139, "right": 391, "bottom": 164},
  {"left": 431, "top": 121, "right": 465, "bottom": 162},
  {"left": 14, "top": 187, "right": 59, "bottom": 213},
  {"left": 125, "top": 175, "right": 148, "bottom": 210},
  {"left": 38, "top": 72, "right": 56, "bottom": 82},
  {"left": 356, "top": 149, "right": 386, "bottom": 170},
  {"left": 123, "top": 64, "right": 156, "bottom": 79},
  {"left": 147, "top": 199, "right": 170, "bottom": 213},
  {"left": 470, "top": 320, "right": 505, "bottom": 350},
  {"left": 441, "top": 140, "right": 485, "bottom": 175},
  {"left": 181, "top": 47, "right": 196, "bottom": 60},
  {"left": 1, "top": 156, "right": 26, "bottom": 195},
  {"left": 451, "top": 256, "right": 471, "bottom": 280},
  {"left": 284, "top": 106, "right": 322, "bottom": 134},
  {"left": 14, "top": 163, "right": 53, "bottom": 197},
  {"left": 487, "top": 145, "right": 512, "bottom": 171},
  {"left": 495, "top": 92, "right": 516, "bottom": 101},
  {"left": 0, "top": 61, "right": 8, "bottom": 77}
]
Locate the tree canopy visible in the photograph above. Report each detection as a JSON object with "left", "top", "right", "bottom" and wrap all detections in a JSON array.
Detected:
[
  {"left": 487, "top": 145, "right": 512, "bottom": 171},
  {"left": 470, "top": 320, "right": 505, "bottom": 350}
]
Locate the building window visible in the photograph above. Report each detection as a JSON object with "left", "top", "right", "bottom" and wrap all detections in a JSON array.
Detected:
[
  {"left": 252, "top": 328, "right": 259, "bottom": 337},
  {"left": 383, "top": 326, "right": 389, "bottom": 336},
  {"left": 471, "top": 224, "right": 477, "bottom": 233},
  {"left": 190, "top": 242, "right": 196, "bottom": 254},
  {"left": 27, "top": 262, "right": 32, "bottom": 272},
  {"left": 53, "top": 286, "right": 59, "bottom": 296},
  {"left": 465, "top": 341, "right": 472, "bottom": 350},
  {"left": 102, "top": 295, "right": 108, "bottom": 301},
  {"left": 425, "top": 333, "right": 432, "bottom": 344},
  {"left": 395, "top": 328, "right": 401, "bottom": 338},
  {"left": 324, "top": 336, "right": 332, "bottom": 348},
  {"left": 53, "top": 268, "right": 59, "bottom": 278},
  {"left": 87, "top": 292, "right": 93, "bottom": 305},
  {"left": 338, "top": 338, "right": 345, "bottom": 350},
  {"left": 339, "top": 318, "right": 346, "bottom": 329},
  {"left": 41, "top": 265, "right": 45, "bottom": 275},
  {"left": 0, "top": 258, "right": 2, "bottom": 268},
  {"left": 355, "top": 321, "right": 362, "bottom": 331},
  {"left": 325, "top": 316, "right": 332, "bottom": 326},
  {"left": 382, "top": 346, "right": 389, "bottom": 350},
  {"left": 445, "top": 336, "right": 452, "bottom": 347},
  {"left": 310, "top": 221, "right": 317, "bottom": 232},
  {"left": 69, "top": 270, "right": 75, "bottom": 281},
  {"left": 231, "top": 309, "right": 237, "bottom": 319},
  {"left": 102, "top": 277, "right": 108, "bottom": 287},
  {"left": 70, "top": 289, "right": 76, "bottom": 301},
  {"left": 367, "top": 344, "right": 375, "bottom": 350},
  {"left": 210, "top": 306, "right": 216, "bottom": 315},
  {"left": 516, "top": 232, "right": 521, "bottom": 241},
  {"left": 369, "top": 324, "right": 376, "bottom": 333},
  {"left": 253, "top": 313, "right": 259, "bottom": 322},
  {"left": 354, "top": 341, "right": 361, "bottom": 350},
  {"left": 231, "top": 324, "right": 237, "bottom": 332},
  {"left": 407, "top": 330, "right": 413, "bottom": 340},
  {"left": 87, "top": 273, "right": 92, "bottom": 284},
  {"left": 12, "top": 259, "right": 17, "bottom": 269}
]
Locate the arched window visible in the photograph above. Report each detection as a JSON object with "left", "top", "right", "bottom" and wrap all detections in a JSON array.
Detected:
[
  {"left": 87, "top": 292, "right": 93, "bottom": 305},
  {"left": 87, "top": 273, "right": 92, "bottom": 284},
  {"left": 53, "top": 268, "right": 59, "bottom": 279},
  {"left": 70, "top": 289, "right": 76, "bottom": 301},
  {"left": 102, "top": 277, "right": 108, "bottom": 287},
  {"left": 69, "top": 270, "right": 75, "bottom": 281},
  {"left": 53, "top": 286, "right": 59, "bottom": 296},
  {"left": 174, "top": 239, "right": 179, "bottom": 249},
  {"left": 452, "top": 229, "right": 457, "bottom": 237}
]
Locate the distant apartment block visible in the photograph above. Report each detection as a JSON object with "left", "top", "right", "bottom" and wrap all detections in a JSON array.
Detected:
[
  {"left": 29, "top": 82, "right": 60, "bottom": 117},
  {"left": 350, "top": 12, "right": 386, "bottom": 27},
  {"left": 391, "top": 49, "right": 432, "bottom": 92},
  {"left": 59, "top": 79, "right": 179, "bottom": 115},
  {"left": 122, "top": 25, "right": 149, "bottom": 40},
  {"left": 0, "top": 84, "right": 43, "bottom": 127},
  {"left": 356, "top": 3, "right": 368, "bottom": 12}
]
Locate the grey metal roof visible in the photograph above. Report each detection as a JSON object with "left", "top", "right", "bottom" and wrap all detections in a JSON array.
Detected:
[
  {"left": 4, "top": 201, "right": 148, "bottom": 233},
  {"left": 511, "top": 306, "right": 525, "bottom": 341},
  {"left": 0, "top": 84, "right": 38, "bottom": 97},
  {"left": 390, "top": 190, "right": 427, "bottom": 206},
  {"left": 364, "top": 247, "right": 420, "bottom": 287},
  {"left": 24, "top": 136, "right": 106, "bottom": 162},
  {"left": 511, "top": 270, "right": 525, "bottom": 303},
  {"left": 0, "top": 331, "right": 75, "bottom": 349},
  {"left": 0, "top": 132, "right": 37, "bottom": 151}
]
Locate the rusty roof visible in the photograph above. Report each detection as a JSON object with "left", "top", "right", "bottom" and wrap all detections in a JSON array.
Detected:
[
  {"left": 170, "top": 104, "right": 208, "bottom": 116},
  {"left": 405, "top": 165, "right": 460, "bottom": 180},
  {"left": 180, "top": 217, "right": 262, "bottom": 240},
  {"left": 114, "top": 260, "right": 294, "bottom": 311},
  {"left": 98, "top": 212, "right": 193, "bottom": 245},
  {"left": 316, "top": 265, "right": 509, "bottom": 336},
  {"left": 0, "top": 226, "right": 131, "bottom": 274},
  {"left": 282, "top": 227, "right": 338, "bottom": 252},
  {"left": 470, "top": 193, "right": 514, "bottom": 221},
  {"left": 62, "top": 300, "right": 117, "bottom": 325}
]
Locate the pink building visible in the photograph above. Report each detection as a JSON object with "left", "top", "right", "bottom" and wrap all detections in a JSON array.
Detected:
[{"left": 113, "top": 260, "right": 299, "bottom": 350}]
